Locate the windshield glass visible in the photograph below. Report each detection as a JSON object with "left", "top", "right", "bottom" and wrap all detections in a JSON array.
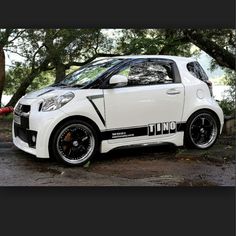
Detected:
[{"left": 55, "top": 58, "right": 122, "bottom": 87}]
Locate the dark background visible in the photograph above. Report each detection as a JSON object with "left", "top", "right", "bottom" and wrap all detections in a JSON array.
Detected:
[
  {"left": 0, "top": 0, "right": 235, "bottom": 235},
  {"left": 0, "top": 0, "right": 235, "bottom": 28}
]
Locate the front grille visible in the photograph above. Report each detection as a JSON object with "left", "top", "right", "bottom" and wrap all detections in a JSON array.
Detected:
[
  {"left": 14, "top": 103, "right": 36, "bottom": 148},
  {"left": 14, "top": 114, "right": 29, "bottom": 129},
  {"left": 14, "top": 124, "right": 28, "bottom": 143},
  {"left": 14, "top": 103, "right": 30, "bottom": 129},
  {"left": 20, "top": 116, "right": 29, "bottom": 129},
  {"left": 14, "top": 123, "right": 37, "bottom": 148}
]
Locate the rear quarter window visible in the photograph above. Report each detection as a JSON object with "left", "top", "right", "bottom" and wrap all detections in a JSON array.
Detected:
[{"left": 187, "top": 61, "right": 209, "bottom": 81}]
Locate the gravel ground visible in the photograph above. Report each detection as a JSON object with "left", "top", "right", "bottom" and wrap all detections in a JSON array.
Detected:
[{"left": 0, "top": 140, "right": 234, "bottom": 186}]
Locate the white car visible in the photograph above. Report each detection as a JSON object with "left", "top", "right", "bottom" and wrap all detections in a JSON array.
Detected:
[{"left": 13, "top": 55, "right": 224, "bottom": 166}]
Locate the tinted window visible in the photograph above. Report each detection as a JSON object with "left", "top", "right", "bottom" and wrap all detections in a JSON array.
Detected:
[
  {"left": 187, "top": 61, "right": 208, "bottom": 81},
  {"left": 55, "top": 58, "right": 122, "bottom": 87},
  {"left": 117, "top": 61, "right": 174, "bottom": 86}
]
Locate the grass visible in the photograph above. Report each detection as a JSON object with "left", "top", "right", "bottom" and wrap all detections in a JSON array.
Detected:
[{"left": 0, "top": 113, "right": 13, "bottom": 122}]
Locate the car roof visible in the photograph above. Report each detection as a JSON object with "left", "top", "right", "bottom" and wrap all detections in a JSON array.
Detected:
[{"left": 111, "top": 55, "right": 195, "bottom": 64}]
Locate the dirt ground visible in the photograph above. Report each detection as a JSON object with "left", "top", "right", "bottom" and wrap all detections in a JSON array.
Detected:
[
  {"left": 0, "top": 116, "right": 235, "bottom": 186},
  {"left": 0, "top": 119, "right": 12, "bottom": 142}
]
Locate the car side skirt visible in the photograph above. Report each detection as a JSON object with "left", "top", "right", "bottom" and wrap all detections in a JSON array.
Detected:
[{"left": 100, "top": 131, "right": 184, "bottom": 153}]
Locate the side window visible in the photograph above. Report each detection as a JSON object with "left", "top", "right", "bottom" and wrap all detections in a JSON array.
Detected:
[
  {"left": 187, "top": 62, "right": 208, "bottom": 81},
  {"left": 116, "top": 61, "right": 174, "bottom": 86}
]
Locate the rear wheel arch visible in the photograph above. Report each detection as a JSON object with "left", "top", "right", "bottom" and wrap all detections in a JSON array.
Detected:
[
  {"left": 186, "top": 108, "right": 221, "bottom": 129},
  {"left": 184, "top": 108, "right": 221, "bottom": 149}
]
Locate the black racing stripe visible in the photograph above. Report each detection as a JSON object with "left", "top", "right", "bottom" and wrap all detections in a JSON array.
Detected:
[
  {"left": 101, "top": 122, "right": 187, "bottom": 141},
  {"left": 101, "top": 126, "right": 147, "bottom": 140},
  {"left": 87, "top": 94, "right": 104, "bottom": 100},
  {"left": 177, "top": 122, "right": 186, "bottom": 132},
  {"left": 87, "top": 96, "right": 105, "bottom": 126}
]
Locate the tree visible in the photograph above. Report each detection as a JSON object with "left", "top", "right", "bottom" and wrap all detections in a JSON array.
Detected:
[
  {"left": 4, "top": 63, "right": 55, "bottom": 95},
  {"left": 117, "top": 29, "right": 235, "bottom": 71},
  {"left": 0, "top": 29, "right": 24, "bottom": 107},
  {"left": 117, "top": 29, "right": 194, "bottom": 56},
  {"left": 218, "top": 69, "right": 236, "bottom": 116},
  {"left": 183, "top": 29, "right": 235, "bottom": 70},
  {"left": 42, "top": 29, "right": 114, "bottom": 83},
  {"left": 5, "top": 29, "right": 118, "bottom": 107},
  {"left": 6, "top": 30, "right": 52, "bottom": 106}
]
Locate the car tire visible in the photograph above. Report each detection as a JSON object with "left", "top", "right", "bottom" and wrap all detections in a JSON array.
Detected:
[
  {"left": 184, "top": 110, "right": 220, "bottom": 149},
  {"left": 50, "top": 119, "right": 99, "bottom": 166}
]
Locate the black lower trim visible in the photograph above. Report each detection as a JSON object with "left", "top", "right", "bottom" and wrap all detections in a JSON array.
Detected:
[
  {"left": 14, "top": 123, "right": 37, "bottom": 148},
  {"left": 21, "top": 116, "right": 29, "bottom": 129},
  {"left": 87, "top": 95, "right": 105, "bottom": 126},
  {"left": 101, "top": 126, "right": 147, "bottom": 140},
  {"left": 101, "top": 122, "right": 186, "bottom": 141},
  {"left": 177, "top": 123, "right": 186, "bottom": 132}
]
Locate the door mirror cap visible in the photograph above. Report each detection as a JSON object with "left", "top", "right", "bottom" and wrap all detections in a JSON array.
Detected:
[{"left": 109, "top": 74, "right": 128, "bottom": 87}]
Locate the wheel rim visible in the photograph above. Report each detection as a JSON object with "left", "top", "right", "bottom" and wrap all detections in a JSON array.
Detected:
[
  {"left": 56, "top": 124, "right": 95, "bottom": 164},
  {"left": 189, "top": 113, "right": 218, "bottom": 149}
]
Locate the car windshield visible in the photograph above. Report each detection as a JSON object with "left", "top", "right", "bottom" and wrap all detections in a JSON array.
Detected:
[{"left": 55, "top": 58, "right": 122, "bottom": 87}]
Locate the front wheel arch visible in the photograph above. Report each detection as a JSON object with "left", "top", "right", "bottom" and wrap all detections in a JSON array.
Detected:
[{"left": 48, "top": 115, "right": 102, "bottom": 161}]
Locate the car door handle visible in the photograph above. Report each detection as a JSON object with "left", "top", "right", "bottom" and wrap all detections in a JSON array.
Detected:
[{"left": 166, "top": 88, "right": 181, "bottom": 95}]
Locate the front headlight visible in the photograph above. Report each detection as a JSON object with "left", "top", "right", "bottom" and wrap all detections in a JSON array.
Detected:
[{"left": 41, "top": 92, "right": 75, "bottom": 112}]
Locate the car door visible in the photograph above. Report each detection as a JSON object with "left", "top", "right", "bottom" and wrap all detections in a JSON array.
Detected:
[{"left": 103, "top": 59, "right": 184, "bottom": 142}]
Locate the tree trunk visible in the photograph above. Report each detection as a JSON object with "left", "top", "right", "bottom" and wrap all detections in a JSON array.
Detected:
[
  {"left": 185, "top": 30, "right": 235, "bottom": 70},
  {"left": 0, "top": 46, "right": 5, "bottom": 107},
  {"left": 6, "top": 56, "right": 51, "bottom": 107},
  {"left": 55, "top": 63, "right": 66, "bottom": 83},
  {"left": 6, "top": 71, "right": 40, "bottom": 107}
]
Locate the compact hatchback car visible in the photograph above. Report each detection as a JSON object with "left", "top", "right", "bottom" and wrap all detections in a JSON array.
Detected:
[{"left": 13, "top": 55, "right": 224, "bottom": 165}]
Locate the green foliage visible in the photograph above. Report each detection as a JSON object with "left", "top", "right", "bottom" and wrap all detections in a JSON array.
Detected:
[
  {"left": 201, "top": 29, "right": 236, "bottom": 71},
  {"left": 0, "top": 29, "right": 23, "bottom": 47},
  {"left": 28, "top": 70, "right": 55, "bottom": 91},
  {"left": 223, "top": 69, "right": 236, "bottom": 97},
  {"left": 117, "top": 29, "right": 194, "bottom": 56},
  {"left": 119, "top": 67, "right": 130, "bottom": 76},
  {"left": 1, "top": 113, "right": 13, "bottom": 121},
  {"left": 4, "top": 63, "right": 54, "bottom": 95},
  {"left": 66, "top": 66, "right": 79, "bottom": 75},
  {"left": 218, "top": 69, "right": 236, "bottom": 116},
  {"left": 83, "top": 160, "right": 90, "bottom": 168},
  {"left": 219, "top": 99, "right": 235, "bottom": 116}
]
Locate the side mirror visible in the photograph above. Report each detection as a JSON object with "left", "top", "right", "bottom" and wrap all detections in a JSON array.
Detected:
[{"left": 109, "top": 74, "right": 128, "bottom": 87}]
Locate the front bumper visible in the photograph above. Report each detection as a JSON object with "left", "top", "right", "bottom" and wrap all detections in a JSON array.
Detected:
[
  {"left": 13, "top": 135, "right": 37, "bottom": 156},
  {"left": 12, "top": 100, "right": 68, "bottom": 158}
]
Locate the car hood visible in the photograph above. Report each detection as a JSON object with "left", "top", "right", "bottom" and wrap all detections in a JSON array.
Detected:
[
  {"left": 23, "top": 86, "right": 76, "bottom": 99},
  {"left": 17, "top": 86, "right": 102, "bottom": 108}
]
